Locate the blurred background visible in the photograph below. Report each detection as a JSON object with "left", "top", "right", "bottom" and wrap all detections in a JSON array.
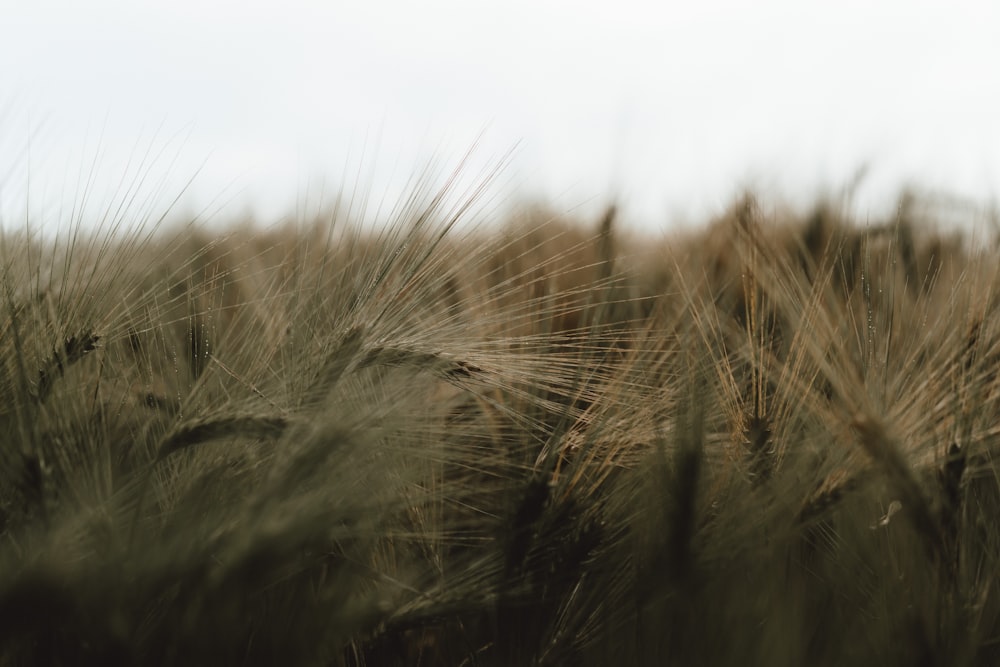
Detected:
[{"left": 1, "top": 0, "right": 998, "bottom": 235}]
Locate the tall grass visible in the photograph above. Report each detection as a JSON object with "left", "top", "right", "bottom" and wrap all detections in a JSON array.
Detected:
[{"left": 1, "top": 174, "right": 999, "bottom": 665}]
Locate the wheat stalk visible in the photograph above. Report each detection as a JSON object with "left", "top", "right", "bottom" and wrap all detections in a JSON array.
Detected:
[{"left": 155, "top": 414, "right": 290, "bottom": 462}]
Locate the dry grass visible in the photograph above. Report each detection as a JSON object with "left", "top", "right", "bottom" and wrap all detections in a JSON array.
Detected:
[{"left": 1, "top": 175, "right": 999, "bottom": 665}]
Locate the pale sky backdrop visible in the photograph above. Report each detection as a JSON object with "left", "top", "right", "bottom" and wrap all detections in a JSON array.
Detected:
[{"left": 1, "top": 0, "right": 998, "bottom": 234}]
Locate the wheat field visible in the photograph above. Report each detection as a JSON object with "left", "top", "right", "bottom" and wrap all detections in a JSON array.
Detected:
[{"left": 1, "top": 174, "right": 999, "bottom": 665}]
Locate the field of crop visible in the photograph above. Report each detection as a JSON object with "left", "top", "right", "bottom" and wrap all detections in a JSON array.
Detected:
[{"left": 2, "top": 172, "right": 1000, "bottom": 665}]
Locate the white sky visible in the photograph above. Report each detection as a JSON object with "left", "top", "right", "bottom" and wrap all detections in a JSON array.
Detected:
[{"left": 1, "top": 0, "right": 998, "bottom": 234}]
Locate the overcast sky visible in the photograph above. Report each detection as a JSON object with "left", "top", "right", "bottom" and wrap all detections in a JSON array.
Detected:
[{"left": 2, "top": 0, "right": 998, "bottom": 234}]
